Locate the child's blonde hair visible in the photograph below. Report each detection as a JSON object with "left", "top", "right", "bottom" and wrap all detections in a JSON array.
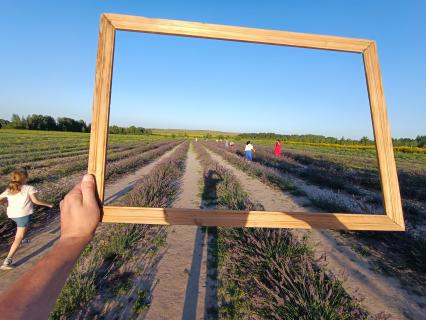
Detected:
[{"left": 8, "top": 168, "right": 28, "bottom": 194}]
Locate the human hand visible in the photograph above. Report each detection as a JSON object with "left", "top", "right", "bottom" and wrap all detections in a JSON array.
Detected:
[{"left": 59, "top": 174, "right": 100, "bottom": 244}]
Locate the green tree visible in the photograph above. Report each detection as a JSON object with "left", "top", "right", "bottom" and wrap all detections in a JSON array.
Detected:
[
  {"left": 26, "top": 114, "right": 57, "bottom": 130},
  {"left": 416, "top": 135, "right": 426, "bottom": 148},
  {"left": 109, "top": 125, "right": 150, "bottom": 135},
  {"left": 0, "top": 119, "right": 10, "bottom": 129},
  {"left": 10, "top": 114, "right": 25, "bottom": 129},
  {"left": 57, "top": 117, "right": 87, "bottom": 132},
  {"left": 360, "top": 136, "right": 372, "bottom": 145}
]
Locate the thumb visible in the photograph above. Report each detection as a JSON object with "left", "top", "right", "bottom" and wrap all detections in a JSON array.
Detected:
[{"left": 81, "top": 174, "right": 98, "bottom": 206}]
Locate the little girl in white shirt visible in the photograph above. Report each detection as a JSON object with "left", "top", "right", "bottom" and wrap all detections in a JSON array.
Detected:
[{"left": 0, "top": 168, "right": 53, "bottom": 270}]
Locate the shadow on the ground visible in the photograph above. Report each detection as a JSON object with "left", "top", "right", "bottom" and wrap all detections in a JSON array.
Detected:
[
  {"left": 204, "top": 227, "right": 219, "bottom": 319},
  {"left": 14, "top": 235, "right": 60, "bottom": 267},
  {"left": 181, "top": 227, "right": 219, "bottom": 320},
  {"left": 104, "top": 182, "right": 137, "bottom": 204},
  {"left": 181, "top": 169, "right": 220, "bottom": 319},
  {"left": 182, "top": 227, "right": 206, "bottom": 319}
]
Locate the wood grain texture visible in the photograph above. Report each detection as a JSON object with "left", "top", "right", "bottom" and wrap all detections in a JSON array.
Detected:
[
  {"left": 88, "top": 14, "right": 116, "bottom": 201},
  {"left": 102, "top": 207, "right": 404, "bottom": 231},
  {"left": 363, "top": 42, "right": 405, "bottom": 229},
  {"left": 87, "top": 13, "right": 405, "bottom": 231},
  {"left": 105, "top": 13, "right": 371, "bottom": 53}
]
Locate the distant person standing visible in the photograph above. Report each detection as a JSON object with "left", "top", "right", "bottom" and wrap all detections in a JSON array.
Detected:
[
  {"left": 245, "top": 141, "right": 255, "bottom": 161},
  {"left": 0, "top": 168, "right": 53, "bottom": 270},
  {"left": 225, "top": 140, "right": 229, "bottom": 148},
  {"left": 274, "top": 139, "right": 281, "bottom": 157}
]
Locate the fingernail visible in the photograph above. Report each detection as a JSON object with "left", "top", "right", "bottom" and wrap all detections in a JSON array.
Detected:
[{"left": 83, "top": 174, "right": 94, "bottom": 182}]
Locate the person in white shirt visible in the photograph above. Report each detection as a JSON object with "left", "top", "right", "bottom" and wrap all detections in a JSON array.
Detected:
[
  {"left": 0, "top": 168, "right": 53, "bottom": 270},
  {"left": 244, "top": 141, "right": 255, "bottom": 161}
]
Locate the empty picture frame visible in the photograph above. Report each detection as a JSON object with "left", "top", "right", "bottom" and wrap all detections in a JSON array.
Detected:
[{"left": 88, "top": 13, "right": 405, "bottom": 231}]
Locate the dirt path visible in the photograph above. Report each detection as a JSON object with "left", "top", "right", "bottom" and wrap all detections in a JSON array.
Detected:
[
  {"left": 145, "top": 144, "right": 216, "bottom": 320},
  {"left": 0, "top": 146, "right": 180, "bottom": 294},
  {"left": 207, "top": 147, "right": 426, "bottom": 320}
]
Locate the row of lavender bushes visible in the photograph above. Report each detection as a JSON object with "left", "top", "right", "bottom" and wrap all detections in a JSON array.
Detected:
[
  {"left": 0, "top": 142, "right": 138, "bottom": 173},
  {"left": 50, "top": 142, "right": 189, "bottom": 319},
  {"left": 219, "top": 143, "right": 426, "bottom": 282},
  {"left": 121, "top": 141, "right": 189, "bottom": 208},
  {"left": 194, "top": 142, "right": 263, "bottom": 211},
  {"left": 248, "top": 141, "right": 426, "bottom": 223},
  {"left": 203, "top": 142, "right": 299, "bottom": 194},
  {"left": 0, "top": 141, "right": 179, "bottom": 243},
  {"left": 0, "top": 143, "right": 91, "bottom": 166},
  {"left": 105, "top": 140, "right": 180, "bottom": 181},
  {"left": 232, "top": 141, "right": 425, "bottom": 207},
  {"left": 252, "top": 143, "right": 376, "bottom": 196},
  {"left": 204, "top": 142, "right": 373, "bottom": 213},
  {"left": 278, "top": 144, "right": 425, "bottom": 203},
  {"left": 0, "top": 140, "right": 176, "bottom": 190},
  {"left": 208, "top": 142, "right": 426, "bottom": 301},
  {"left": 193, "top": 142, "right": 368, "bottom": 319},
  {"left": 210, "top": 141, "right": 424, "bottom": 230},
  {"left": 37, "top": 140, "right": 178, "bottom": 184}
]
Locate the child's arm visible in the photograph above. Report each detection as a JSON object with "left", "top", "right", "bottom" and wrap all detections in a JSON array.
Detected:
[
  {"left": 29, "top": 193, "right": 53, "bottom": 208},
  {"left": 0, "top": 175, "right": 100, "bottom": 319}
]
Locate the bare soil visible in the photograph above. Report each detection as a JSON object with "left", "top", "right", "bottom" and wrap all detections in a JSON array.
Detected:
[{"left": 145, "top": 144, "right": 216, "bottom": 320}]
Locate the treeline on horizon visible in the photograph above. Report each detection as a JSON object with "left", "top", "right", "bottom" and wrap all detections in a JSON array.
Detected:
[
  {"left": 0, "top": 114, "right": 151, "bottom": 135},
  {"left": 0, "top": 114, "right": 424, "bottom": 147},
  {"left": 236, "top": 132, "right": 426, "bottom": 148},
  {"left": 0, "top": 114, "right": 90, "bottom": 132}
]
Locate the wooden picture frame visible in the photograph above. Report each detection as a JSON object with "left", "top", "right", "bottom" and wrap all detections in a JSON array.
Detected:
[{"left": 88, "top": 13, "right": 405, "bottom": 231}]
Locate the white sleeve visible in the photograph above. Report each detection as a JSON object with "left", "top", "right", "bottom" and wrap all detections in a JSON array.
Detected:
[{"left": 27, "top": 186, "right": 38, "bottom": 194}]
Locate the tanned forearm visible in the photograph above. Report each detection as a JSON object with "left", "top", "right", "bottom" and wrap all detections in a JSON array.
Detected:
[
  {"left": 34, "top": 199, "right": 53, "bottom": 207},
  {"left": 0, "top": 237, "right": 90, "bottom": 320},
  {"left": 37, "top": 200, "right": 53, "bottom": 207},
  {"left": 30, "top": 194, "right": 53, "bottom": 208},
  {"left": 0, "top": 174, "right": 100, "bottom": 319}
]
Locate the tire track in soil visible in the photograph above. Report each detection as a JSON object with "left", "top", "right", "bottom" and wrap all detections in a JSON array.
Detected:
[
  {"left": 206, "top": 146, "right": 426, "bottom": 320},
  {"left": 145, "top": 143, "right": 215, "bottom": 320},
  {"left": 0, "top": 146, "right": 181, "bottom": 294}
]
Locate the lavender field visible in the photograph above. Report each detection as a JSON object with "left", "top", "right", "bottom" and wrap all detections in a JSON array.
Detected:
[{"left": 1, "top": 129, "right": 425, "bottom": 319}]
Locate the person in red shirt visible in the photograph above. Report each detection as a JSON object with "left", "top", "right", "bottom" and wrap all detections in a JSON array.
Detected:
[{"left": 274, "top": 139, "right": 281, "bottom": 158}]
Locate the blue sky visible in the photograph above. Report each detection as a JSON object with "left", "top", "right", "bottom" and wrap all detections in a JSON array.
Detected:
[{"left": 0, "top": 1, "right": 425, "bottom": 139}]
